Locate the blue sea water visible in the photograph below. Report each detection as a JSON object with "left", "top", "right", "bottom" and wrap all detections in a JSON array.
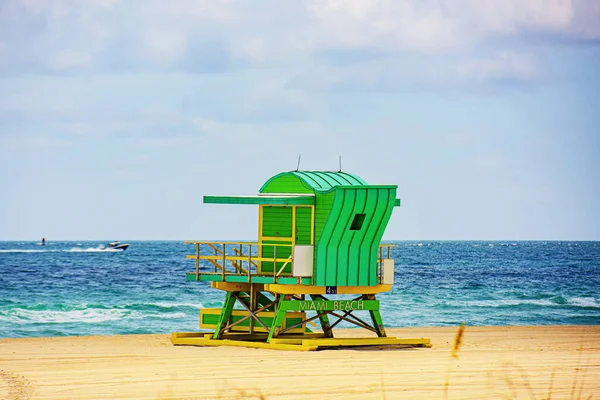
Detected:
[{"left": 0, "top": 241, "right": 598, "bottom": 338}]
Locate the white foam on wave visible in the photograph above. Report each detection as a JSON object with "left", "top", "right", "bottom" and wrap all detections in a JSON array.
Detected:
[
  {"left": 0, "top": 308, "right": 188, "bottom": 324},
  {"left": 0, "top": 308, "right": 135, "bottom": 323},
  {"left": 145, "top": 312, "right": 188, "bottom": 319},
  {"left": 153, "top": 302, "right": 203, "bottom": 309},
  {"left": 569, "top": 297, "right": 600, "bottom": 308},
  {"left": 450, "top": 297, "right": 600, "bottom": 308},
  {"left": 67, "top": 247, "right": 120, "bottom": 252},
  {"left": 462, "top": 299, "right": 556, "bottom": 307}
]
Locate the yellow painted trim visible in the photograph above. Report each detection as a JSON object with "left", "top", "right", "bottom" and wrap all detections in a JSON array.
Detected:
[
  {"left": 263, "top": 284, "right": 392, "bottom": 295},
  {"left": 255, "top": 204, "right": 313, "bottom": 208},
  {"left": 189, "top": 255, "right": 291, "bottom": 263},
  {"left": 292, "top": 206, "right": 297, "bottom": 247},
  {"left": 301, "top": 337, "right": 431, "bottom": 347},
  {"left": 171, "top": 333, "right": 318, "bottom": 351},
  {"left": 185, "top": 240, "right": 260, "bottom": 246},
  {"left": 291, "top": 206, "right": 296, "bottom": 274},
  {"left": 258, "top": 205, "right": 263, "bottom": 241},
  {"left": 261, "top": 236, "right": 294, "bottom": 242},
  {"left": 258, "top": 204, "right": 263, "bottom": 273},
  {"left": 269, "top": 336, "right": 432, "bottom": 347},
  {"left": 171, "top": 333, "right": 431, "bottom": 351},
  {"left": 310, "top": 205, "right": 315, "bottom": 245},
  {"left": 210, "top": 282, "right": 255, "bottom": 292},
  {"left": 270, "top": 335, "right": 325, "bottom": 345}
]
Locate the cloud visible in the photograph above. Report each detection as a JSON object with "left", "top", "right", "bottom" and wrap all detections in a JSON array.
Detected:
[
  {"left": 305, "top": 0, "right": 466, "bottom": 53},
  {"left": 1, "top": 0, "right": 598, "bottom": 76},
  {"left": 306, "top": 0, "right": 599, "bottom": 54},
  {"left": 288, "top": 50, "right": 540, "bottom": 93},
  {"left": 0, "top": 0, "right": 598, "bottom": 100}
]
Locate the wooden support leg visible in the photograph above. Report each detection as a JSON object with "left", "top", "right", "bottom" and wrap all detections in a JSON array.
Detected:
[
  {"left": 310, "top": 294, "right": 334, "bottom": 338},
  {"left": 249, "top": 286, "right": 256, "bottom": 335},
  {"left": 213, "top": 291, "right": 236, "bottom": 340},
  {"left": 366, "top": 294, "right": 387, "bottom": 337},
  {"left": 267, "top": 295, "right": 291, "bottom": 343}
]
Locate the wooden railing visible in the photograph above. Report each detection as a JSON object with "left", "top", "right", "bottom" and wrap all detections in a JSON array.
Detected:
[
  {"left": 377, "top": 243, "right": 396, "bottom": 263},
  {"left": 186, "top": 241, "right": 397, "bottom": 284},
  {"left": 185, "top": 241, "right": 294, "bottom": 282}
]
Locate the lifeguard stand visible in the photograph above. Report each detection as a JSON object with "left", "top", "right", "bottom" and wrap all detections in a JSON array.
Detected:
[{"left": 171, "top": 171, "right": 430, "bottom": 350}]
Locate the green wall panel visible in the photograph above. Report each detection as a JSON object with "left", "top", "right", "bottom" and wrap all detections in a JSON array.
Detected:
[
  {"left": 261, "top": 206, "right": 293, "bottom": 274},
  {"left": 364, "top": 190, "right": 396, "bottom": 286},
  {"left": 314, "top": 186, "right": 397, "bottom": 287},
  {"left": 314, "top": 192, "right": 335, "bottom": 246},
  {"left": 262, "top": 206, "right": 293, "bottom": 237},
  {"left": 295, "top": 207, "right": 312, "bottom": 245}
]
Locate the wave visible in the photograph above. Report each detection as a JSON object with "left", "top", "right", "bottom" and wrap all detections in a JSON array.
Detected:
[
  {"left": 447, "top": 296, "right": 600, "bottom": 309},
  {"left": 0, "top": 303, "right": 192, "bottom": 324},
  {"left": 1, "top": 308, "right": 135, "bottom": 323},
  {"left": 462, "top": 299, "right": 555, "bottom": 307},
  {"left": 569, "top": 297, "right": 600, "bottom": 308},
  {"left": 152, "top": 302, "right": 203, "bottom": 309}
]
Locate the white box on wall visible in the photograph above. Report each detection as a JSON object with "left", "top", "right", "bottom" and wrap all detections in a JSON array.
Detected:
[
  {"left": 293, "top": 245, "right": 313, "bottom": 277},
  {"left": 383, "top": 259, "right": 394, "bottom": 284}
]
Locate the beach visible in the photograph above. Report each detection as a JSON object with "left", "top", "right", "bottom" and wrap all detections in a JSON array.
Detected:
[{"left": 1, "top": 326, "right": 598, "bottom": 399}]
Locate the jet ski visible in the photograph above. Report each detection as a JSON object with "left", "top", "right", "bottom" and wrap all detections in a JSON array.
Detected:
[{"left": 105, "top": 241, "right": 129, "bottom": 251}]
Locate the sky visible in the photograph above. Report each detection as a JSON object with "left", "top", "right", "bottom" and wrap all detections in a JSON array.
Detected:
[{"left": 0, "top": 0, "right": 599, "bottom": 241}]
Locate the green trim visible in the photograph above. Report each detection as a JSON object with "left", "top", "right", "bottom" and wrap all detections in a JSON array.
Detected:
[
  {"left": 316, "top": 184, "right": 397, "bottom": 195},
  {"left": 204, "top": 195, "right": 314, "bottom": 205},
  {"left": 369, "top": 307, "right": 387, "bottom": 337},
  {"left": 213, "top": 292, "right": 235, "bottom": 339},
  {"left": 268, "top": 296, "right": 288, "bottom": 342},
  {"left": 279, "top": 299, "right": 379, "bottom": 311}
]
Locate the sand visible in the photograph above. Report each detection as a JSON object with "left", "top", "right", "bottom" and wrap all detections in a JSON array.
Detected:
[{"left": 0, "top": 326, "right": 598, "bottom": 399}]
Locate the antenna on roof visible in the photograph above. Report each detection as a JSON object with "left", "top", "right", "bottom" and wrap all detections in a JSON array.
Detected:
[
  {"left": 338, "top": 155, "right": 342, "bottom": 172},
  {"left": 296, "top": 154, "right": 302, "bottom": 171}
]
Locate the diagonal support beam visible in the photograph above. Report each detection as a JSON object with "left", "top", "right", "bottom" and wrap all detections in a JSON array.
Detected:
[
  {"left": 228, "top": 293, "right": 272, "bottom": 332},
  {"left": 213, "top": 291, "right": 236, "bottom": 340}
]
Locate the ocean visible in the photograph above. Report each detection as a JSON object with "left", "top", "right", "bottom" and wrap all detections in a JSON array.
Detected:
[{"left": 1, "top": 241, "right": 598, "bottom": 338}]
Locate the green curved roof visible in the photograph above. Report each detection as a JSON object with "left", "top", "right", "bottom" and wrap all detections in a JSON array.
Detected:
[{"left": 259, "top": 171, "right": 367, "bottom": 193}]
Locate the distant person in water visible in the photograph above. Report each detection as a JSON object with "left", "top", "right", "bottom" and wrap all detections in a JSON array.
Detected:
[{"left": 42, "top": 238, "right": 45, "bottom": 246}]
